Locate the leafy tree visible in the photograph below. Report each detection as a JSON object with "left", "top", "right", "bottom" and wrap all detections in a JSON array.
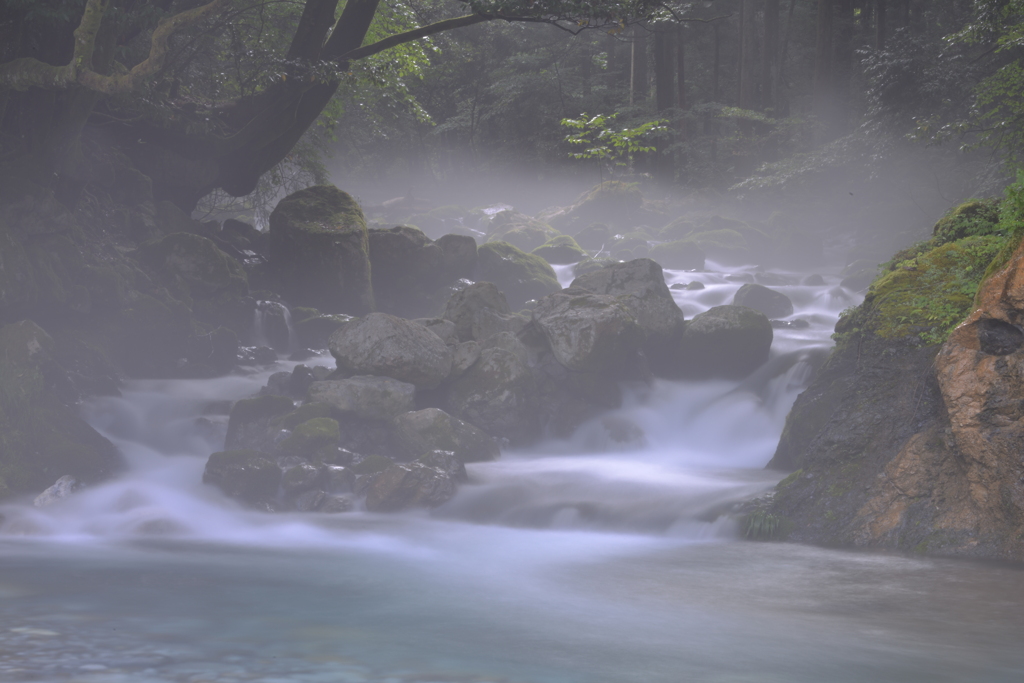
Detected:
[
  {"left": 0, "top": 0, "right": 669, "bottom": 210},
  {"left": 560, "top": 112, "right": 666, "bottom": 181}
]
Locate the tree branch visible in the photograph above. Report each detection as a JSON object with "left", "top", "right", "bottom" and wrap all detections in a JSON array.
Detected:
[
  {"left": 336, "top": 14, "right": 492, "bottom": 62},
  {"left": 0, "top": 0, "right": 230, "bottom": 94}
]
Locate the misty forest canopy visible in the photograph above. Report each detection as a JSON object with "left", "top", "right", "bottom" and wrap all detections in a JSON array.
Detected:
[{"left": 0, "top": 0, "right": 687, "bottom": 210}]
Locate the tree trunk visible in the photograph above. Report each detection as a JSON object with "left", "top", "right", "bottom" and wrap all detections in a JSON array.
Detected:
[
  {"left": 654, "top": 27, "right": 674, "bottom": 114},
  {"left": 630, "top": 27, "right": 649, "bottom": 106},
  {"left": 833, "top": 0, "right": 854, "bottom": 132},
  {"left": 763, "top": 0, "right": 780, "bottom": 114},
  {"left": 676, "top": 25, "right": 687, "bottom": 139},
  {"left": 814, "top": 0, "right": 837, "bottom": 138}
]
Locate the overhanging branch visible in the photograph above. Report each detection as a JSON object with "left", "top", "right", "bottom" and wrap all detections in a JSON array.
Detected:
[
  {"left": 336, "top": 14, "right": 491, "bottom": 62},
  {"left": 0, "top": 0, "right": 230, "bottom": 94}
]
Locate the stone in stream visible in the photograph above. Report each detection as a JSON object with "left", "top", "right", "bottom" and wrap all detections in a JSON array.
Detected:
[
  {"left": 268, "top": 185, "right": 373, "bottom": 315},
  {"left": 474, "top": 241, "right": 562, "bottom": 311},
  {"left": 677, "top": 305, "right": 773, "bottom": 380},
  {"left": 530, "top": 288, "right": 644, "bottom": 378},
  {"left": 732, "top": 283, "right": 794, "bottom": 319},
  {"left": 224, "top": 394, "right": 295, "bottom": 451},
  {"left": 329, "top": 312, "right": 453, "bottom": 389},
  {"left": 442, "top": 281, "right": 511, "bottom": 343},
  {"left": 307, "top": 376, "right": 416, "bottom": 421},
  {"left": 570, "top": 258, "right": 686, "bottom": 377},
  {"left": 392, "top": 408, "right": 500, "bottom": 463},
  {"left": 203, "top": 450, "right": 282, "bottom": 508},
  {"left": 364, "top": 450, "right": 461, "bottom": 512},
  {"left": 33, "top": 476, "right": 80, "bottom": 507}
]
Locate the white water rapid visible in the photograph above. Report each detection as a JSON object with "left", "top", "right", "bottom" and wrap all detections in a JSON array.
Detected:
[{"left": 2, "top": 262, "right": 1024, "bottom": 683}]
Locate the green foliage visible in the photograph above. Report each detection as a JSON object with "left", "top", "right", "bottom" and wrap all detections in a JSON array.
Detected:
[{"left": 561, "top": 113, "right": 667, "bottom": 180}]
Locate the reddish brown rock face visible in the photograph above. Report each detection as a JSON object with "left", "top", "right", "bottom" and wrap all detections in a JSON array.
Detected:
[{"left": 926, "top": 241, "right": 1024, "bottom": 555}]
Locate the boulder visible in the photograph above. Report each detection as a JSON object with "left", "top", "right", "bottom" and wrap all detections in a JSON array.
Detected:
[
  {"left": 136, "top": 232, "right": 248, "bottom": 302},
  {"left": 33, "top": 475, "right": 80, "bottom": 507},
  {"left": 203, "top": 450, "right": 282, "bottom": 508},
  {"left": 364, "top": 455, "right": 459, "bottom": 512},
  {"left": 328, "top": 313, "right": 453, "bottom": 388},
  {"left": 277, "top": 417, "right": 340, "bottom": 459},
  {"left": 307, "top": 376, "right": 416, "bottom": 420},
  {"left": 570, "top": 258, "right": 686, "bottom": 376},
  {"left": 268, "top": 185, "right": 373, "bottom": 315},
  {"left": 444, "top": 343, "right": 541, "bottom": 445},
  {"left": 531, "top": 289, "right": 644, "bottom": 376},
  {"left": 224, "top": 394, "right": 295, "bottom": 451},
  {"left": 442, "top": 281, "right": 512, "bottom": 342},
  {"left": 436, "top": 233, "right": 478, "bottom": 280},
  {"left": 0, "top": 320, "right": 123, "bottom": 497},
  {"left": 475, "top": 241, "right": 561, "bottom": 311},
  {"left": 678, "top": 305, "right": 772, "bottom": 379},
  {"left": 393, "top": 408, "right": 501, "bottom": 463},
  {"left": 367, "top": 225, "right": 448, "bottom": 317},
  {"left": 732, "top": 283, "right": 794, "bottom": 319},
  {"left": 573, "top": 223, "right": 611, "bottom": 252},
  {"left": 415, "top": 318, "right": 458, "bottom": 346},
  {"left": 532, "top": 235, "right": 587, "bottom": 264},
  {"left": 486, "top": 212, "right": 561, "bottom": 252},
  {"left": 544, "top": 181, "right": 644, "bottom": 231}
]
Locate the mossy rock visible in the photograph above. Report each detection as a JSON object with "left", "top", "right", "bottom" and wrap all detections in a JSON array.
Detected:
[
  {"left": 678, "top": 305, "right": 773, "bottom": 380},
  {"left": 659, "top": 218, "right": 699, "bottom": 242},
  {"left": 573, "top": 223, "right": 611, "bottom": 251},
  {"left": 136, "top": 231, "right": 249, "bottom": 300},
  {"left": 351, "top": 453, "right": 395, "bottom": 475},
  {"left": 932, "top": 199, "right": 1001, "bottom": 243},
  {"left": 268, "top": 185, "right": 373, "bottom": 315},
  {"left": 532, "top": 235, "right": 587, "bottom": 264},
  {"left": 276, "top": 402, "right": 336, "bottom": 431},
  {"left": 487, "top": 222, "right": 561, "bottom": 253},
  {"left": 279, "top": 417, "right": 340, "bottom": 458},
  {"left": 0, "top": 320, "right": 123, "bottom": 498},
  {"left": 475, "top": 241, "right": 561, "bottom": 310},
  {"left": 225, "top": 395, "right": 296, "bottom": 451},
  {"left": 573, "top": 257, "right": 617, "bottom": 278},
  {"left": 648, "top": 240, "right": 706, "bottom": 271},
  {"left": 840, "top": 235, "right": 1005, "bottom": 346}
]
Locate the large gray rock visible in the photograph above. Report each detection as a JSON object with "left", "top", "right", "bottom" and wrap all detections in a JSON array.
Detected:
[
  {"left": 268, "top": 185, "right": 373, "bottom": 315},
  {"left": 732, "top": 283, "right": 794, "bottom": 319},
  {"left": 570, "top": 258, "right": 686, "bottom": 376},
  {"left": 678, "top": 305, "right": 772, "bottom": 379},
  {"left": 393, "top": 408, "right": 500, "bottom": 463},
  {"left": 329, "top": 313, "right": 453, "bottom": 389},
  {"left": 436, "top": 234, "right": 478, "bottom": 280},
  {"left": 364, "top": 456, "right": 459, "bottom": 512},
  {"left": 531, "top": 288, "right": 643, "bottom": 376},
  {"left": 442, "top": 281, "right": 512, "bottom": 342},
  {"left": 367, "top": 225, "right": 448, "bottom": 317},
  {"left": 307, "top": 376, "right": 416, "bottom": 420},
  {"left": 444, "top": 344, "right": 540, "bottom": 445}
]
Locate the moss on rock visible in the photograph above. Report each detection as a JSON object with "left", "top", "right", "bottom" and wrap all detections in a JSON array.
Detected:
[
  {"left": 532, "top": 235, "right": 587, "bottom": 264},
  {"left": 476, "top": 241, "right": 561, "bottom": 310}
]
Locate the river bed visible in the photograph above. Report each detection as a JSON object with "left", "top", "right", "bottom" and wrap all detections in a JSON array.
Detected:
[{"left": 2, "top": 262, "right": 1023, "bottom": 683}]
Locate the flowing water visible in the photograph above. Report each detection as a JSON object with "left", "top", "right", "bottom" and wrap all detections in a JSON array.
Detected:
[{"left": 2, "top": 263, "right": 1024, "bottom": 683}]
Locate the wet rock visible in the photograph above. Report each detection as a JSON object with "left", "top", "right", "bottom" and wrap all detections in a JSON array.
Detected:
[
  {"left": 417, "top": 449, "right": 467, "bottom": 483},
  {"left": 476, "top": 241, "right": 562, "bottom": 311},
  {"left": 451, "top": 341, "right": 481, "bottom": 377},
  {"left": 393, "top": 408, "right": 500, "bottom": 463},
  {"left": 570, "top": 258, "right": 686, "bottom": 377},
  {"left": 321, "top": 465, "right": 355, "bottom": 493},
  {"left": 444, "top": 343, "right": 541, "bottom": 445},
  {"left": 203, "top": 450, "right": 282, "bottom": 508},
  {"left": 442, "top": 281, "right": 511, "bottom": 342},
  {"left": 803, "top": 274, "right": 826, "bottom": 286},
  {"left": 0, "top": 321, "right": 123, "bottom": 496},
  {"left": 732, "top": 283, "right": 794, "bottom": 319},
  {"left": 278, "top": 417, "right": 340, "bottom": 459},
  {"left": 320, "top": 494, "right": 354, "bottom": 513},
  {"left": 307, "top": 376, "right": 416, "bottom": 421},
  {"left": 415, "top": 318, "right": 458, "bottom": 346},
  {"left": 436, "top": 233, "right": 478, "bottom": 280},
  {"left": 771, "top": 319, "right": 811, "bottom": 329},
  {"left": 268, "top": 185, "right": 373, "bottom": 315},
  {"left": 678, "top": 305, "right": 773, "bottom": 380},
  {"left": 294, "top": 489, "right": 327, "bottom": 512},
  {"left": 531, "top": 289, "right": 644, "bottom": 377},
  {"left": 368, "top": 225, "right": 450, "bottom": 317},
  {"left": 225, "top": 395, "right": 295, "bottom": 451},
  {"left": 33, "top": 476, "right": 80, "bottom": 507},
  {"left": 328, "top": 313, "right": 453, "bottom": 389},
  {"left": 486, "top": 213, "right": 560, "bottom": 252},
  {"left": 281, "top": 462, "right": 321, "bottom": 497},
  {"left": 686, "top": 281, "right": 705, "bottom": 291},
  {"left": 364, "top": 457, "right": 459, "bottom": 512},
  {"left": 293, "top": 312, "right": 353, "bottom": 349}
]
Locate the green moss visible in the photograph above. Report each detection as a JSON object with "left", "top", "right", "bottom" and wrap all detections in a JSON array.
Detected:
[
  {"left": 476, "top": 241, "right": 561, "bottom": 308},
  {"left": 269, "top": 185, "right": 366, "bottom": 236},
  {"left": 277, "top": 402, "right": 335, "bottom": 430},
  {"left": 932, "top": 199, "right": 1001, "bottom": 243},
  {"left": 350, "top": 454, "right": 394, "bottom": 475},
  {"left": 279, "top": 417, "right": 340, "bottom": 457},
  {"left": 532, "top": 235, "right": 587, "bottom": 264},
  {"left": 742, "top": 510, "right": 789, "bottom": 541},
  {"left": 867, "top": 236, "right": 1004, "bottom": 345},
  {"left": 777, "top": 469, "right": 803, "bottom": 488}
]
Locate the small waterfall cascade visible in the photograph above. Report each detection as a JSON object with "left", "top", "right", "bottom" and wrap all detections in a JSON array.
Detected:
[{"left": 252, "top": 299, "right": 298, "bottom": 353}]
